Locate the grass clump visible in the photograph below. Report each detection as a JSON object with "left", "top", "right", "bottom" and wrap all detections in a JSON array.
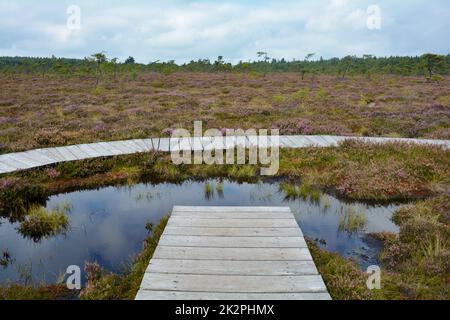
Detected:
[
  {"left": 216, "top": 181, "right": 224, "bottom": 198},
  {"left": 338, "top": 207, "right": 367, "bottom": 234},
  {"left": 204, "top": 182, "right": 214, "bottom": 199},
  {"left": 280, "top": 181, "right": 321, "bottom": 203},
  {"left": 227, "top": 165, "right": 255, "bottom": 181},
  {"left": 18, "top": 204, "right": 70, "bottom": 242},
  {"left": 0, "top": 284, "right": 77, "bottom": 300},
  {"left": 375, "top": 196, "right": 449, "bottom": 299},
  {"left": 290, "top": 88, "right": 310, "bottom": 102},
  {"left": 307, "top": 240, "right": 373, "bottom": 300}
]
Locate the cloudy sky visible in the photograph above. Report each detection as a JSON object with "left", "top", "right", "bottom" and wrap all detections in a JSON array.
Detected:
[{"left": 0, "top": 0, "right": 449, "bottom": 63}]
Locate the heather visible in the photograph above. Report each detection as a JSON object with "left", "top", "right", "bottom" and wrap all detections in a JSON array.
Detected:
[{"left": 0, "top": 73, "right": 449, "bottom": 153}]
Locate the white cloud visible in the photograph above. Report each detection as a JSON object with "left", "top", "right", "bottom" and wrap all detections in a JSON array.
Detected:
[{"left": 0, "top": 0, "right": 448, "bottom": 62}]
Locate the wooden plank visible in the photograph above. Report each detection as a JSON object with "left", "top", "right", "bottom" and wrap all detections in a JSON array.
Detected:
[
  {"left": 0, "top": 161, "right": 16, "bottom": 172},
  {"left": 5, "top": 153, "right": 40, "bottom": 167},
  {"left": 84, "top": 143, "right": 112, "bottom": 156},
  {"left": 211, "top": 136, "right": 226, "bottom": 150},
  {"left": 96, "top": 142, "right": 123, "bottom": 156},
  {"left": 65, "top": 145, "right": 90, "bottom": 160},
  {"left": 169, "top": 138, "right": 179, "bottom": 152},
  {"left": 173, "top": 206, "right": 291, "bottom": 212},
  {"left": 192, "top": 137, "right": 204, "bottom": 151},
  {"left": 121, "top": 140, "right": 146, "bottom": 152},
  {"left": 312, "top": 136, "right": 331, "bottom": 146},
  {"left": 164, "top": 226, "right": 303, "bottom": 237},
  {"left": 140, "top": 274, "right": 328, "bottom": 293},
  {"left": 285, "top": 136, "right": 310, "bottom": 148},
  {"left": 54, "top": 146, "right": 79, "bottom": 161},
  {"left": 141, "top": 139, "right": 154, "bottom": 151},
  {"left": 14, "top": 152, "right": 49, "bottom": 166},
  {"left": 200, "top": 136, "right": 213, "bottom": 150},
  {"left": 131, "top": 139, "right": 151, "bottom": 151},
  {"left": 178, "top": 137, "right": 192, "bottom": 151},
  {"left": 136, "top": 290, "right": 331, "bottom": 300},
  {"left": 279, "top": 136, "right": 294, "bottom": 148},
  {"left": 151, "top": 138, "right": 160, "bottom": 150},
  {"left": 0, "top": 155, "right": 32, "bottom": 169},
  {"left": 36, "top": 148, "right": 66, "bottom": 162},
  {"left": 23, "top": 150, "right": 55, "bottom": 164},
  {"left": 320, "top": 135, "right": 339, "bottom": 145},
  {"left": 247, "top": 135, "right": 258, "bottom": 147},
  {"left": 171, "top": 211, "right": 295, "bottom": 219},
  {"left": 159, "top": 235, "right": 307, "bottom": 248},
  {"left": 106, "top": 141, "right": 132, "bottom": 154},
  {"left": 224, "top": 136, "right": 236, "bottom": 150},
  {"left": 146, "top": 259, "right": 318, "bottom": 276},
  {"left": 153, "top": 246, "right": 312, "bottom": 261},
  {"left": 268, "top": 135, "right": 281, "bottom": 148},
  {"left": 158, "top": 138, "right": 170, "bottom": 152},
  {"left": 77, "top": 144, "right": 103, "bottom": 158},
  {"left": 167, "top": 217, "right": 299, "bottom": 228}
]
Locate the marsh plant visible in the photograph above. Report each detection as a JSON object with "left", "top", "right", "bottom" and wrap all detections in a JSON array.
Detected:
[
  {"left": 204, "top": 182, "right": 214, "bottom": 199},
  {"left": 18, "top": 203, "right": 71, "bottom": 242},
  {"left": 280, "top": 182, "right": 321, "bottom": 203},
  {"left": 0, "top": 249, "right": 13, "bottom": 268},
  {"left": 338, "top": 207, "right": 367, "bottom": 234},
  {"left": 216, "top": 181, "right": 225, "bottom": 198}
]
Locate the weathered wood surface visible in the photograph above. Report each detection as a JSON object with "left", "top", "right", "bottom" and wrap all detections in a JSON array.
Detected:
[
  {"left": 1, "top": 135, "right": 448, "bottom": 174},
  {"left": 135, "top": 206, "right": 331, "bottom": 300}
]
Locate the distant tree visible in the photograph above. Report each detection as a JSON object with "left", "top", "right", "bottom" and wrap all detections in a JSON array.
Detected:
[
  {"left": 339, "top": 55, "right": 354, "bottom": 79},
  {"left": 91, "top": 52, "right": 107, "bottom": 65},
  {"left": 421, "top": 53, "right": 446, "bottom": 78},
  {"left": 124, "top": 56, "right": 136, "bottom": 64},
  {"left": 257, "top": 51, "right": 270, "bottom": 63},
  {"left": 305, "top": 53, "right": 315, "bottom": 61},
  {"left": 89, "top": 52, "right": 107, "bottom": 86},
  {"left": 214, "top": 56, "right": 224, "bottom": 71},
  {"left": 110, "top": 57, "right": 119, "bottom": 80},
  {"left": 257, "top": 51, "right": 271, "bottom": 77}
]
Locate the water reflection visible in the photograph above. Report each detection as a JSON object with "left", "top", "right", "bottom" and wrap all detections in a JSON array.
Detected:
[{"left": 0, "top": 179, "right": 400, "bottom": 285}]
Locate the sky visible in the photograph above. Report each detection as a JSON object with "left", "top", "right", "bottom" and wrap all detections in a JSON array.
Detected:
[{"left": 0, "top": 0, "right": 449, "bottom": 63}]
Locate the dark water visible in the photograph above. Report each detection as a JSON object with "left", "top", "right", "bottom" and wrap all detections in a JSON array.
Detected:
[{"left": 0, "top": 180, "right": 400, "bottom": 285}]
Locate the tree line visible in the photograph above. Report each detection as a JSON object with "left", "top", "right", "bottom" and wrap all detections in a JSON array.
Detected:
[{"left": 1, "top": 52, "right": 449, "bottom": 80}]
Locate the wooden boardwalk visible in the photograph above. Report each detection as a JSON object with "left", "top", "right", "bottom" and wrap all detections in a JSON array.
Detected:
[
  {"left": 135, "top": 206, "right": 331, "bottom": 300},
  {"left": 0, "top": 135, "right": 449, "bottom": 175}
]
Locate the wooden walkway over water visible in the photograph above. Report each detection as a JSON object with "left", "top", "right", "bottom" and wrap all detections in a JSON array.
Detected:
[
  {"left": 135, "top": 206, "right": 331, "bottom": 300},
  {"left": 0, "top": 135, "right": 449, "bottom": 175}
]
